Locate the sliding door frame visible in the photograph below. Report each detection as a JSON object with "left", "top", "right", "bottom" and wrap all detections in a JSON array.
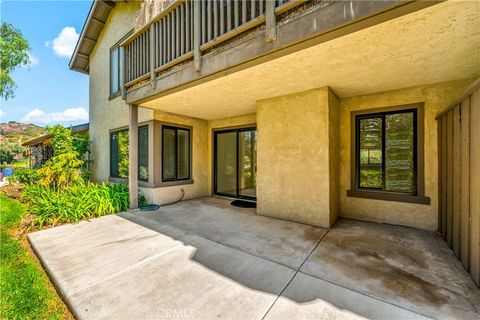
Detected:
[{"left": 213, "top": 126, "right": 257, "bottom": 201}]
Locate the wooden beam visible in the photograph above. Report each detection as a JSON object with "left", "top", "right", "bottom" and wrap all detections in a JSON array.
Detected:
[
  {"left": 266, "top": 0, "right": 276, "bottom": 42},
  {"left": 83, "top": 36, "right": 97, "bottom": 44},
  {"left": 150, "top": 25, "right": 156, "bottom": 89},
  {"left": 470, "top": 88, "right": 480, "bottom": 286},
  {"left": 193, "top": 0, "right": 201, "bottom": 71},
  {"left": 453, "top": 105, "right": 461, "bottom": 257},
  {"left": 91, "top": 17, "right": 105, "bottom": 26},
  {"left": 100, "top": 0, "right": 115, "bottom": 9},
  {"left": 460, "top": 97, "right": 471, "bottom": 269},
  {"left": 76, "top": 52, "right": 90, "bottom": 59}
]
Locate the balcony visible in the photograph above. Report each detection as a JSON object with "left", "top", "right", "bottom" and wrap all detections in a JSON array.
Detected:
[{"left": 120, "top": 0, "right": 434, "bottom": 105}]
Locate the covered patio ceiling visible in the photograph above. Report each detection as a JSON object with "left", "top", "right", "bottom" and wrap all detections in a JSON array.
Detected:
[{"left": 141, "top": 0, "right": 479, "bottom": 120}]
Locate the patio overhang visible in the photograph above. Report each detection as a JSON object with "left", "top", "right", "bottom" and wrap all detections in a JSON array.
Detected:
[{"left": 132, "top": 0, "right": 479, "bottom": 120}]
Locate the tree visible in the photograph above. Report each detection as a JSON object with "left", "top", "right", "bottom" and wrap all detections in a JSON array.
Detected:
[
  {"left": 0, "top": 142, "right": 22, "bottom": 164},
  {"left": 0, "top": 23, "right": 30, "bottom": 100},
  {"left": 37, "top": 125, "right": 85, "bottom": 191}
]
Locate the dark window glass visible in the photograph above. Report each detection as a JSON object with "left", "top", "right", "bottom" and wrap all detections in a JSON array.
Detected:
[
  {"left": 356, "top": 110, "right": 416, "bottom": 194},
  {"left": 162, "top": 128, "right": 176, "bottom": 181},
  {"left": 162, "top": 126, "right": 191, "bottom": 182},
  {"left": 110, "top": 126, "right": 148, "bottom": 181},
  {"left": 359, "top": 117, "right": 383, "bottom": 189},
  {"left": 110, "top": 46, "right": 122, "bottom": 95},
  {"left": 138, "top": 126, "right": 149, "bottom": 181},
  {"left": 385, "top": 112, "right": 415, "bottom": 192}
]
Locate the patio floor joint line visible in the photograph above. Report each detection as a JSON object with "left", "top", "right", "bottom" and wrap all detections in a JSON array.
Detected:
[{"left": 260, "top": 229, "right": 329, "bottom": 320}]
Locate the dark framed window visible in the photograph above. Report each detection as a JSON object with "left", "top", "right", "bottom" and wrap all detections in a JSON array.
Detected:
[
  {"left": 109, "top": 31, "right": 132, "bottom": 98},
  {"left": 109, "top": 46, "right": 122, "bottom": 97},
  {"left": 110, "top": 125, "right": 149, "bottom": 181},
  {"left": 356, "top": 109, "right": 417, "bottom": 193},
  {"left": 162, "top": 125, "right": 191, "bottom": 182},
  {"left": 347, "top": 104, "right": 430, "bottom": 205}
]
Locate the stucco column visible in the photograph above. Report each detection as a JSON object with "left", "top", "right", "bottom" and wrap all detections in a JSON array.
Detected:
[{"left": 129, "top": 104, "right": 139, "bottom": 209}]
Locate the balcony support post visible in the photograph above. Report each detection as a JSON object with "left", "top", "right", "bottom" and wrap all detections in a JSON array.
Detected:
[
  {"left": 266, "top": 0, "right": 277, "bottom": 42},
  {"left": 128, "top": 104, "right": 139, "bottom": 210},
  {"left": 149, "top": 25, "right": 156, "bottom": 89},
  {"left": 193, "top": 0, "right": 201, "bottom": 71}
]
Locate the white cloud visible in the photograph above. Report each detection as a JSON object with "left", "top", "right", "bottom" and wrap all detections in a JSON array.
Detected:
[
  {"left": 28, "top": 53, "right": 39, "bottom": 66},
  {"left": 46, "top": 27, "right": 79, "bottom": 58},
  {"left": 0, "top": 108, "right": 5, "bottom": 121},
  {"left": 21, "top": 107, "right": 88, "bottom": 124},
  {"left": 21, "top": 53, "right": 39, "bottom": 69}
]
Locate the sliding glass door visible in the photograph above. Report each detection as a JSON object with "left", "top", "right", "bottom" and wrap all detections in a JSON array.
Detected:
[{"left": 214, "top": 128, "right": 256, "bottom": 200}]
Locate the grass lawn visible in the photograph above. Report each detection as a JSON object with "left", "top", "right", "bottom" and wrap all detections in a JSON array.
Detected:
[{"left": 0, "top": 194, "right": 72, "bottom": 320}]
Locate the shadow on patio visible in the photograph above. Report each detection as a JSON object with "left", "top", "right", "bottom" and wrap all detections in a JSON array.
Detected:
[{"left": 29, "top": 197, "right": 480, "bottom": 319}]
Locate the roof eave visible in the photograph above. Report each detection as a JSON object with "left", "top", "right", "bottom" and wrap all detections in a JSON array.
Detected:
[{"left": 69, "top": 0, "right": 115, "bottom": 74}]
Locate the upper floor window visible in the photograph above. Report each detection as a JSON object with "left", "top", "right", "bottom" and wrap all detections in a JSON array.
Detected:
[
  {"left": 347, "top": 104, "right": 430, "bottom": 205},
  {"left": 162, "top": 125, "right": 191, "bottom": 182},
  {"left": 110, "top": 45, "right": 122, "bottom": 97}
]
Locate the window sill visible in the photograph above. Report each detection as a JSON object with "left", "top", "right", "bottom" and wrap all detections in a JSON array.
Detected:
[
  {"left": 108, "top": 177, "right": 150, "bottom": 187},
  {"left": 157, "top": 179, "right": 194, "bottom": 188},
  {"left": 109, "top": 91, "right": 121, "bottom": 100},
  {"left": 346, "top": 189, "right": 430, "bottom": 205}
]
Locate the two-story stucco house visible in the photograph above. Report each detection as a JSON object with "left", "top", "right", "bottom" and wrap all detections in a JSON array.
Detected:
[{"left": 69, "top": 0, "right": 480, "bottom": 284}]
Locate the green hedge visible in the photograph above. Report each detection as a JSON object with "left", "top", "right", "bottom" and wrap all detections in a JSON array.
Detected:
[{"left": 23, "top": 183, "right": 129, "bottom": 227}]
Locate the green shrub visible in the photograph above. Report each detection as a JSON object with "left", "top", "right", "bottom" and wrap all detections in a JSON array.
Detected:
[
  {"left": 37, "top": 125, "right": 86, "bottom": 191},
  {"left": 23, "top": 183, "right": 129, "bottom": 227},
  {"left": 8, "top": 167, "right": 42, "bottom": 185}
]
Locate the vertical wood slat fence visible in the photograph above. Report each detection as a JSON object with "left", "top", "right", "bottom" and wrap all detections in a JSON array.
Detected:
[
  {"left": 123, "top": 0, "right": 305, "bottom": 88},
  {"left": 437, "top": 80, "right": 480, "bottom": 287}
]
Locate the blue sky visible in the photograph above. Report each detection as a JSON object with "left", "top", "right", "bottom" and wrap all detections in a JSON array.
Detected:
[{"left": 1, "top": 0, "right": 92, "bottom": 126}]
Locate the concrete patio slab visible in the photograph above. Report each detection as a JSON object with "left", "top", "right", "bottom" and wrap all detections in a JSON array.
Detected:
[
  {"left": 265, "top": 272, "right": 428, "bottom": 320},
  {"left": 67, "top": 237, "right": 296, "bottom": 320},
  {"left": 300, "top": 219, "right": 480, "bottom": 320},
  {"left": 28, "top": 198, "right": 480, "bottom": 319},
  {"left": 127, "top": 197, "right": 327, "bottom": 269},
  {"left": 28, "top": 214, "right": 197, "bottom": 297}
]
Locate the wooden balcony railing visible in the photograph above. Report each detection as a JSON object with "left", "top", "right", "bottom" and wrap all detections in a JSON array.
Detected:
[{"left": 122, "top": 0, "right": 306, "bottom": 90}]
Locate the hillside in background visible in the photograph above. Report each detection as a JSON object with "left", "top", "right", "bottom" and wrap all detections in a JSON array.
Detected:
[
  {"left": 0, "top": 122, "right": 46, "bottom": 164},
  {"left": 0, "top": 122, "right": 45, "bottom": 144}
]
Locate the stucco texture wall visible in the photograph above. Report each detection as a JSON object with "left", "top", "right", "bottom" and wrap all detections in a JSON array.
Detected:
[
  {"left": 339, "top": 79, "right": 473, "bottom": 231},
  {"left": 140, "top": 111, "right": 209, "bottom": 204},
  {"left": 256, "top": 88, "right": 339, "bottom": 228},
  {"left": 89, "top": 1, "right": 153, "bottom": 183}
]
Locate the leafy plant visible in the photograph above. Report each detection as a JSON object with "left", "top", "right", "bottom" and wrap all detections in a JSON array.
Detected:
[
  {"left": 72, "top": 134, "right": 91, "bottom": 180},
  {"left": 138, "top": 194, "right": 148, "bottom": 207},
  {"left": 0, "top": 142, "right": 23, "bottom": 164},
  {"left": 8, "top": 167, "right": 42, "bottom": 185},
  {"left": 37, "top": 125, "right": 84, "bottom": 191},
  {"left": 22, "top": 183, "right": 129, "bottom": 228},
  {"left": 0, "top": 23, "right": 30, "bottom": 100}
]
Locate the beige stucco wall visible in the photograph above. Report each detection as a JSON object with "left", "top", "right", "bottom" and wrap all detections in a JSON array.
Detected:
[
  {"left": 256, "top": 88, "right": 339, "bottom": 228},
  {"left": 89, "top": 1, "right": 153, "bottom": 183},
  {"left": 328, "top": 91, "right": 340, "bottom": 225},
  {"left": 140, "top": 111, "right": 209, "bottom": 204},
  {"left": 339, "top": 79, "right": 473, "bottom": 231}
]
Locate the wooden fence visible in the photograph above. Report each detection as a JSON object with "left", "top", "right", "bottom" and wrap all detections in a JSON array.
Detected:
[
  {"left": 437, "top": 79, "right": 480, "bottom": 287},
  {"left": 123, "top": 0, "right": 305, "bottom": 88}
]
